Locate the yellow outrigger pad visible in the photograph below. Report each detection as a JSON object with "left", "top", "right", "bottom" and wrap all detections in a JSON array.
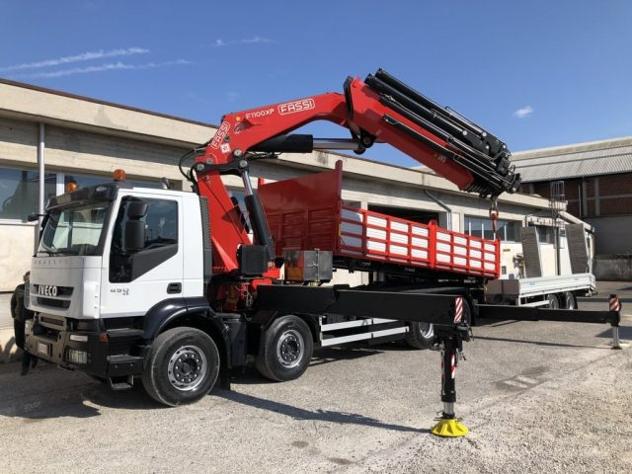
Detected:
[{"left": 431, "top": 418, "right": 469, "bottom": 437}]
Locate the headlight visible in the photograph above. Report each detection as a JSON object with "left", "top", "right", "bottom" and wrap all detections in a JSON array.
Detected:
[{"left": 66, "top": 348, "right": 88, "bottom": 365}]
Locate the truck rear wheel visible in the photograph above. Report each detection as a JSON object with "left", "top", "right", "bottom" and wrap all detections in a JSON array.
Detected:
[
  {"left": 405, "top": 298, "right": 471, "bottom": 349},
  {"left": 142, "top": 327, "right": 220, "bottom": 406},
  {"left": 256, "top": 315, "right": 313, "bottom": 382},
  {"left": 563, "top": 292, "right": 578, "bottom": 310},
  {"left": 547, "top": 294, "right": 560, "bottom": 309},
  {"left": 405, "top": 322, "right": 435, "bottom": 349}
]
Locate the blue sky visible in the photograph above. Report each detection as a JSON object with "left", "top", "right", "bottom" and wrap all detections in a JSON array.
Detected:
[{"left": 1, "top": 0, "right": 632, "bottom": 167}]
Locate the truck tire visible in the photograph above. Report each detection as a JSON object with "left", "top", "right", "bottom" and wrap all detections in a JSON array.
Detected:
[
  {"left": 142, "top": 327, "right": 220, "bottom": 406},
  {"left": 256, "top": 315, "right": 313, "bottom": 382},
  {"left": 405, "top": 298, "right": 471, "bottom": 349},
  {"left": 405, "top": 322, "right": 435, "bottom": 349},
  {"left": 563, "top": 292, "right": 578, "bottom": 310},
  {"left": 547, "top": 294, "right": 560, "bottom": 309}
]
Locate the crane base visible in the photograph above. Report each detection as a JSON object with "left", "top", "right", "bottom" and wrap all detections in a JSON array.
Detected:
[{"left": 431, "top": 418, "right": 469, "bottom": 438}]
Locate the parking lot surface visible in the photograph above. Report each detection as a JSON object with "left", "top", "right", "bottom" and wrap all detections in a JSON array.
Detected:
[{"left": 0, "top": 300, "right": 630, "bottom": 473}]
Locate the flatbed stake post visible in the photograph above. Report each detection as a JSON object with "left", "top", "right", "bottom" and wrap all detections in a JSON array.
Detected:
[{"left": 431, "top": 336, "right": 469, "bottom": 438}]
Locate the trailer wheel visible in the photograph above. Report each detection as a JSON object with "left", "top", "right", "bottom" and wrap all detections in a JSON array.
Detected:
[
  {"left": 547, "top": 294, "right": 560, "bottom": 309},
  {"left": 142, "top": 327, "right": 220, "bottom": 406},
  {"left": 563, "top": 292, "right": 578, "bottom": 310},
  {"left": 256, "top": 315, "right": 313, "bottom": 382}
]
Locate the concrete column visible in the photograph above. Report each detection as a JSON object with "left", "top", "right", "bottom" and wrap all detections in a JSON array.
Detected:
[{"left": 581, "top": 179, "right": 588, "bottom": 217}]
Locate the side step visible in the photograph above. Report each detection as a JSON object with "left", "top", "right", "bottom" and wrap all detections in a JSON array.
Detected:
[
  {"left": 107, "top": 375, "right": 134, "bottom": 391},
  {"left": 106, "top": 353, "right": 144, "bottom": 390}
]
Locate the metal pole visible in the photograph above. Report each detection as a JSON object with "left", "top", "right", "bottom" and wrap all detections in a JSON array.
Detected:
[
  {"left": 424, "top": 190, "right": 452, "bottom": 230},
  {"left": 555, "top": 225, "right": 561, "bottom": 276},
  {"left": 37, "top": 123, "right": 45, "bottom": 218},
  {"left": 612, "top": 326, "right": 621, "bottom": 350}
]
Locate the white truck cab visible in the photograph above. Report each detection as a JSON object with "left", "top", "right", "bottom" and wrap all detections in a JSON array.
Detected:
[
  {"left": 28, "top": 184, "right": 205, "bottom": 320},
  {"left": 23, "top": 182, "right": 222, "bottom": 399}
]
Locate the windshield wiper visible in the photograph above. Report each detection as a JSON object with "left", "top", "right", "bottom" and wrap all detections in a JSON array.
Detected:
[
  {"left": 37, "top": 246, "right": 80, "bottom": 256},
  {"left": 55, "top": 249, "right": 80, "bottom": 256}
]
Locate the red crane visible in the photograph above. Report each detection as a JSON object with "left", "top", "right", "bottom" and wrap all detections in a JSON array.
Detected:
[{"left": 179, "top": 69, "right": 520, "bottom": 276}]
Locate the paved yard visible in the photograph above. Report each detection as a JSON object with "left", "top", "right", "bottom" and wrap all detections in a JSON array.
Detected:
[{"left": 0, "top": 300, "right": 630, "bottom": 473}]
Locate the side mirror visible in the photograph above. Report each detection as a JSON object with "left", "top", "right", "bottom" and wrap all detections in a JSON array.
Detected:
[
  {"left": 124, "top": 220, "right": 145, "bottom": 252},
  {"left": 127, "top": 200, "right": 148, "bottom": 220},
  {"left": 27, "top": 213, "right": 44, "bottom": 222}
]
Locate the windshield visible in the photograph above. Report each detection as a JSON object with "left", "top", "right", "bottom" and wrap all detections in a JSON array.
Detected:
[{"left": 37, "top": 202, "right": 109, "bottom": 256}]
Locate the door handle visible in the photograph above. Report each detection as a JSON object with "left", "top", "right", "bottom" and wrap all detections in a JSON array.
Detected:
[{"left": 167, "top": 282, "right": 182, "bottom": 294}]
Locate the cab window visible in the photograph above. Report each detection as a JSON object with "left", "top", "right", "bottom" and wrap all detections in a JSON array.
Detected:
[{"left": 109, "top": 197, "right": 179, "bottom": 282}]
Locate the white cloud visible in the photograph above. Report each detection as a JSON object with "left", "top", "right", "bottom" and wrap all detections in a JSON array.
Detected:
[
  {"left": 14, "top": 59, "right": 191, "bottom": 78},
  {"left": 0, "top": 47, "right": 149, "bottom": 72},
  {"left": 212, "top": 36, "right": 276, "bottom": 47},
  {"left": 226, "top": 91, "right": 240, "bottom": 101},
  {"left": 513, "top": 105, "right": 534, "bottom": 119}
]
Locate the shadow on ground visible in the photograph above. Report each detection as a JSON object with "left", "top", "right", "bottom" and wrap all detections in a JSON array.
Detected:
[
  {"left": 215, "top": 389, "right": 429, "bottom": 434},
  {"left": 596, "top": 325, "right": 632, "bottom": 340},
  {"left": 0, "top": 365, "right": 162, "bottom": 420},
  {"left": 0, "top": 345, "right": 407, "bottom": 424}
]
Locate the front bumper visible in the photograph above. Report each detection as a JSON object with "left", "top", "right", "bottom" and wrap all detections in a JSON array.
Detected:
[{"left": 24, "top": 313, "right": 144, "bottom": 379}]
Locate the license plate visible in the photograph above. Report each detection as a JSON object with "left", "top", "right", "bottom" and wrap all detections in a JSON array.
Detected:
[{"left": 37, "top": 342, "right": 50, "bottom": 356}]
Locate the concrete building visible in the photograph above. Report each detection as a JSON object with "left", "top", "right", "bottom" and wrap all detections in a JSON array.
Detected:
[
  {"left": 513, "top": 137, "right": 632, "bottom": 279},
  {"left": 0, "top": 78, "right": 552, "bottom": 296}
]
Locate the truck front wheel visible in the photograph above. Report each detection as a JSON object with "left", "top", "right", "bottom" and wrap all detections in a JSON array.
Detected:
[
  {"left": 256, "top": 315, "right": 313, "bottom": 382},
  {"left": 142, "top": 327, "right": 220, "bottom": 406}
]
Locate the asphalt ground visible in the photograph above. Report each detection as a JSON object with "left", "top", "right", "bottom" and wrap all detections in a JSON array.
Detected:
[{"left": 0, "top": 299, "right": 630, "bottom": 473}]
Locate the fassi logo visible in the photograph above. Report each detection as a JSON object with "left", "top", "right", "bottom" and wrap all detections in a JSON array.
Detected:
[
  {"left": 278, "top": 98, "right": 315, "bottom": 115},
  {"left": 209, "top": 121, "right": 231, "bottom": 149}
]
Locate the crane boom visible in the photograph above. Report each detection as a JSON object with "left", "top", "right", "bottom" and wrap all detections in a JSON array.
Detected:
[{"left": 184, "top": 69, "right": 520, "bottom": 274}]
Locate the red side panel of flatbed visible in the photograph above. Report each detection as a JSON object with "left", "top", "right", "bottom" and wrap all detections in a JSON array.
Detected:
[{"left": 258, "top": 161, "right": 500, "bottom": 279}]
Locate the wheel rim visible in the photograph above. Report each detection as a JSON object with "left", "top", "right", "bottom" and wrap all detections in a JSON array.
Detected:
[
  {"left": 276, "top": 329, "right": 304, "bottom": 369},
  {"left": 567, "top": 295, "right": 576, "bottom": 310},
  {"left": 167, "top": 345, "right": 208, "bottom": 392},
  {"left": 418, "top": 322, "right": 434, "bottom": 339}
]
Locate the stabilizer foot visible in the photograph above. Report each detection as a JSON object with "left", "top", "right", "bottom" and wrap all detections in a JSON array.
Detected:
[{"left": 431, "top": 417, "right": 469, "bottom": 438}]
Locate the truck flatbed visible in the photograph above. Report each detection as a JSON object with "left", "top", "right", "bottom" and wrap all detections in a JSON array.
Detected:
[
  {"left": 258, "top": 162, "right": 500, "bottom": 279},
  {"left": 486, "top": 273, "right": 596, "bottom": 306}
]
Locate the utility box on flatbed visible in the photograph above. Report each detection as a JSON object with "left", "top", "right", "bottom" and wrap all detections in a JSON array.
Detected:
[{"left": 283, "top": 249, "right": 333, "bottom": 283}]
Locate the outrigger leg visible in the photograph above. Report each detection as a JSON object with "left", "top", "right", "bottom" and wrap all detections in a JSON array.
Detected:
[{"left": 431, "top": 335, "right": 469, "bottom": 437}]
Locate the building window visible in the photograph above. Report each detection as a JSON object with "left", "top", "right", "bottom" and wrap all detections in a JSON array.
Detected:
[
  {"left": 0, "top": 167, "right": 56, "bottom": 222},
  {"left": 64, "top": 172, "right": 161, "bottom": 190},
  {"left": 0, "top": 168, "right": 162, "bottom": 223},
  {"left": 533, "top": 225, "right": 555, "bottom": 244},
  {"left": 464, "top": 216, "right": 521, "bottom": 242}
]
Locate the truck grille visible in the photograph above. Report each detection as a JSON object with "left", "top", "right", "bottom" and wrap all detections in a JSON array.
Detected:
[
  {"left": 37, "top": 298, "right": 71, "bottom": 309},
  {"left": 32, "top": 284, "right": 74, "bottom": 310}
]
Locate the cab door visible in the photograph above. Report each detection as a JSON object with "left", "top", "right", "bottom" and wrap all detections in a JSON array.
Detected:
[{"left": 100, "top": 193, "right": 184, "bottom": 318}]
